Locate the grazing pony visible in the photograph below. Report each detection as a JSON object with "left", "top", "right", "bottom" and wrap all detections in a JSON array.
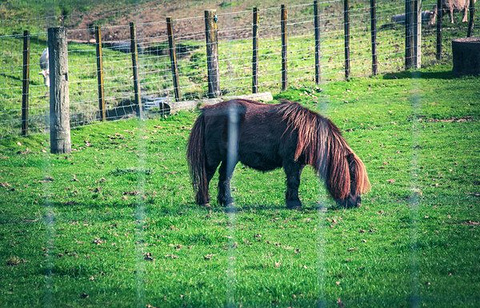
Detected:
[{"left": 186, "top": 99, "right": 370, "bottom": 208}]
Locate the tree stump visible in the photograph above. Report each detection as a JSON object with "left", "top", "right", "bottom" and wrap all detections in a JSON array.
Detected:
[{"left": 452, "top": 37, "right": 480, "bottom": 76}]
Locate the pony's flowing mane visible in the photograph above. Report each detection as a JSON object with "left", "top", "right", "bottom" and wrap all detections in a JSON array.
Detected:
[{"left": 278, "top": 100, "right": 370, "bottom": 199}]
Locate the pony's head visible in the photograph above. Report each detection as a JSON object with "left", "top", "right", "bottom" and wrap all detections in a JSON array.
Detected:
[
  {"left": 312, "top": 120, "right": 370, "bottom": 208},
  {"left": 314, "top": 121, "right": 370, "bottom": 208},
  {"left": 330, "top": 152, "right": 370, "bottom": 208},
  {"left": 279, "top": 100, "right": 370, "bottom": 208}
]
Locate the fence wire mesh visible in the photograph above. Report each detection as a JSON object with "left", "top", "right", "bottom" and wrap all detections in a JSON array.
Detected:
[{"left": 0, "top": 0, "right": 478, "bottom": 137}]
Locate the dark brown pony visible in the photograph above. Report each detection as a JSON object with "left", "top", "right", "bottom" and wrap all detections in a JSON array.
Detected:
[{"left": 187, "top": 99, "right": 370, "bottom": 208}]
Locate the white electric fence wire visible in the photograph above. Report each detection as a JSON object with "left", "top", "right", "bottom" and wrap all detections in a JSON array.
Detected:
[{"left": 409, "top": 73, "right": 422, "bottom": 308}]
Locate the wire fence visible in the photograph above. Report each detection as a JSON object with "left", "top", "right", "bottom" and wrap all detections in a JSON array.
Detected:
[{"left": 0, "top": 0, "right": 478, "bottom": 137}]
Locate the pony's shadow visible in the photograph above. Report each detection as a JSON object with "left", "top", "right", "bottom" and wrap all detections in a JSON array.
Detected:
[
  {"left": 218, "top": 203, "right": 286, "bottom": 214},
  {"left": 50, "top": 199, "right": 349, "bottom": 216},
  {"left": 206, "top": 201, "right": 347, "bottom": 214}
]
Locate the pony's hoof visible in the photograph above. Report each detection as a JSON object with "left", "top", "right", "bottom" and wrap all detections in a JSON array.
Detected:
[
  {"left": 202, "top": 202, "right": 211, "bottom": 208},
  {"left": 217, "top": 197, "right": 234, "bottom": 207},
  {"left": 225, "top": 203, "right": 236, "bottom": 213},
  {"left": 286, "top": 200, "right": 302, "bottom": 209}
]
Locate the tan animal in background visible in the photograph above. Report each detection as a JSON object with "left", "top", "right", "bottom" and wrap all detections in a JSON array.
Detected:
[
  {"left": 437, "top": 0, "right": 477, "bottom": 23},
  {"left": 39, "top": 48, "right": 49, "bottom": 88}
]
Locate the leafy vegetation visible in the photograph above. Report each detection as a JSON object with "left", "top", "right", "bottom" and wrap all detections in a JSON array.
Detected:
[{"left": 1, "top": 65, "right": 479, "bottom": 306}]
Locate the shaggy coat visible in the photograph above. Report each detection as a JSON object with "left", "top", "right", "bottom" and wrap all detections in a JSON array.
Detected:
[{"left": 187, "top": 99, "right": 370, "bottom": 208}]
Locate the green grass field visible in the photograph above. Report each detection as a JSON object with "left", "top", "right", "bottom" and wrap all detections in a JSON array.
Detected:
[{"left": 1, "top": 65, "right": 479, "bottom": 307}]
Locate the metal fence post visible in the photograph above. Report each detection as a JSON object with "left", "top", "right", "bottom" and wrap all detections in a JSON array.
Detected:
[
  {"left": 130, "top": 22, "right": 143, "bottom": 118},
  {"left": 344, "top": 0, "right": 350, "bottom": 80},
  {"left": 370, "top": 0, "right": 378, "bottom": 76},
  {"left": 95, "top": 26, "right": 106, "bottom": 121},
  {"left": 22, "top": 30, "right": 30, "bottom": 136},
  {"left": 167, "top": 17, "right": 181, "bottom": 101},
  {"left": 436, "top": 0, "right": 443, "bottom": 60},
  {"left": 281, "top": 5, "right": 288, "bottom": 90},
  {"left": 252, "top": 7, "right": 259, "bottom": 93},
  {"left": 314, "top": 1, "right": 321, "bottom": 84},
  {"left": 467, "top": 0, "right": 475, "bottom": 37}
]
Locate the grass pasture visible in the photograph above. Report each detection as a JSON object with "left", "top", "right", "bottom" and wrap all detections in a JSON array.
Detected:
[{"left": 1, "top": 66, "right": 479, "bottom": 307}]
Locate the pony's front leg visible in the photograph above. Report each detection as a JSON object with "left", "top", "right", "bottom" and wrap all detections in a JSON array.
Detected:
[
  {"left": 283, "top": 161, "right": 304, "bottom": 209},
  {"left": 217, "top": 161, "right": 236, "bottom": 206}
]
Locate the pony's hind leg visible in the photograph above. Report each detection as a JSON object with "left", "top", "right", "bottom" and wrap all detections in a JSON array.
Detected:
[
  {"left": 283, "top": 161, "right": 304, "bottom": 209},
  {"left": 217, "top": 160, "right": 236, "bottom": 206}
]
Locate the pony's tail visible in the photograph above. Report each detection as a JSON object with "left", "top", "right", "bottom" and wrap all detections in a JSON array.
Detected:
[{"left": 186, "top": 114, "right": 208, "bottom": 205}]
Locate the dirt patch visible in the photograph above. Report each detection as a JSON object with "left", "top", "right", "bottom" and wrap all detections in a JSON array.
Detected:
[
  {"left": 67, "top": 1, "right": 257, "bottom": 42},
  {"left": 64, "top": 0, "right": 341, "bottom": 44},
  {"left": 416, "top": 116, "right": 475, "bottom": 123},
  {"left": 452, "top": 37, "right": 480, "bottom": 44},
  {"left": 427, "top": 116, "right": 474, "bottom": 123},
  {"left": 463, "top": 220, "right": 480, "bottom": 226}
]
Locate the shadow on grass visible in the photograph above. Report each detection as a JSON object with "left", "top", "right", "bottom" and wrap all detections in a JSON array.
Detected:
[
  {"left": 0, "top": 72, "right": 22, "bottom": 82},
  {"left": 383, "top": 70, "right": 455, "bottom": 80},
  {"left": 51, "top": 200, "right": 150, "bottom": 209},
  {"left": 51, "top": 199, "right": 349, "bottom": 214},
  {"left": 206, "top": 202, "right": 347, "bottom": 214}
]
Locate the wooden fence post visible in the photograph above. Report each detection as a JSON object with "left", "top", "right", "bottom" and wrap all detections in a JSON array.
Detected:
[
  {"left": 436, "top": 0, "right": 443, "bottom": 60},
  {"left": 405, "top": 0, "right": 415, "bottom": 69},
  {"left": 344, "top": 0, "right": 350, "bottom": 80},
  {"left": 22, "top": 30, "right": 30, "bottom": 136},
  {"left": 48, "top": 27, "right": 71, "bottom": 154},
  {"left": 252, "top": 7, "right": 259, "bottom": 93},
  {"left": 467, "top": 0, "right": 475, "bottom": 37},
  {"left": 130, "top": 22, "right": 143, "bottom": 118},
  {"left": 370, "top": 0, "right": 378, "bottom": 76},
  {"left": 204, "top": 10, "right": 221, "bottom": 98},
  {"left": 95, "top": 26, "right": 106, "bottom": 121},
  {"left": 414, "top": 0, "right": 422, "bottom": 68},
  {"left": 314, "top": 1, "right": 321, "bottom": 84},
  {"left": 281, "top": 4, "right": 288, "bottom": 90},
  {"left": 167, "top": 17, "right": 181, "bottom": 101}
]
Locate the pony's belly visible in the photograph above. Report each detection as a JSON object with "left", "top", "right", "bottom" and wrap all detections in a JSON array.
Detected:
[{"left": 239, "top": 151, "right": 282, "bottom": 171}]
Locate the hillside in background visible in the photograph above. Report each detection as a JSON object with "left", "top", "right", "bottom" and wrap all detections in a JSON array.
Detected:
[{"left": 1, "top": 0, "right": 317, "bottom": 36}]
